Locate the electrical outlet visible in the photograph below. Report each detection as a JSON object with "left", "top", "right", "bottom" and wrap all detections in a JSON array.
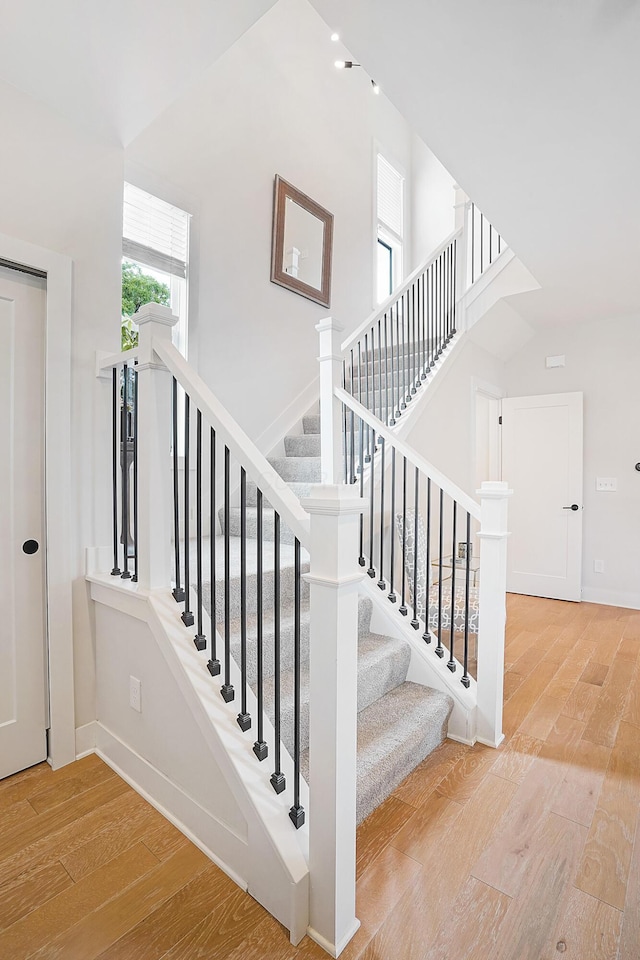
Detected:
[
  {"left": 596, "top": 477, "right": 617, "bottom": 492},
  {"left": 129, "top": 676, "right": 142, "bottom": 712},
  {"left": 594, "top": 559, "right": 604, "bottom": 574}
]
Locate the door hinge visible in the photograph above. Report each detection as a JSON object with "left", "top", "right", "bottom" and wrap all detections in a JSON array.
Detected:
[{"left": 498, "top": 415, "right": 502, "bottom": 425}]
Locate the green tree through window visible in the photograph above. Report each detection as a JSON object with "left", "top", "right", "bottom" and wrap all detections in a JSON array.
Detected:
[{"left": 121, "top": 260, "right": 171, "bottom": 350}]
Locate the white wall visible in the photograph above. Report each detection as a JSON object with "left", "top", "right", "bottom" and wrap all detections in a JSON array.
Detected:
[
  {"left": 404, "top": 339, "right": 506, "bottom": 498},
  {"left": 504, "top": 315, "right": 640, "bottom": 609},
  {"left": 125, "top": 0, "right": 440, "bottom": 445},
  {"left": 0, "top": 78, "right": 123, "bottom": 728},
  {"left": 410, "top": 133, "right": 456, "bottom": 270}
]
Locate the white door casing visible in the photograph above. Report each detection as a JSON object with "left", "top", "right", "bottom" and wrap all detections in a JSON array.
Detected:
[
  {"left": 502, "top": 392, "right": 583, "bottom": 602},
  {"left": 0, "top": 266, "right": 48, "bottom": 778}
]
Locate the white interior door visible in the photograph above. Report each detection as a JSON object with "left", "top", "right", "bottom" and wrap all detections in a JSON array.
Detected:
[
  {"left": 502, "top": 392, "right": 583, "bottom": 601},
  {"left": 0, "top": 264, "right": 48, "bottom": 779}
]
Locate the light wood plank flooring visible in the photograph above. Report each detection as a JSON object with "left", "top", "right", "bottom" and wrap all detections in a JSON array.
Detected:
[{"left": 1, "top": 594, "right": 639, "bottom": 959}]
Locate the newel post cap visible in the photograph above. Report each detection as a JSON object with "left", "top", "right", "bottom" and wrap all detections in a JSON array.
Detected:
[{"left": 134, "top": 302, "right": 179, "bottom": 327}]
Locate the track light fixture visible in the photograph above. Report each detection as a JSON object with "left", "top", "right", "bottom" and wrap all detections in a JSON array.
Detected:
[{"left": 334, "top": 60, "right": 361, "bottom": 69}]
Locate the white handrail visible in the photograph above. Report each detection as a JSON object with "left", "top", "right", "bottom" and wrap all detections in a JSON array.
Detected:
[
  {"left": 340, "top": 227, "right": 463, "bottom": 356},
  {"left": 335, "top": 386, "right": 481, "bottom": 520},
  {"left": 97, "top": 346, "right": 140, "bottom": 371},
  {"left": 153, "top": 338, "right": 311, "bottom": 550}
]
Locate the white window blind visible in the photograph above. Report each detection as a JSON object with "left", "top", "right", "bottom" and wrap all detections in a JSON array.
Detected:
[
  {"left": 123, "top": 183, "right": 190, "bottom": 279},
  {"left": 377, "top": 154, "right": 404, "bottom": 240}
]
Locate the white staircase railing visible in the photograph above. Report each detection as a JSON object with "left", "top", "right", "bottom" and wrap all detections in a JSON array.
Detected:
[{"left": 96, "top": 303, "right": 366, "bottom": 954}]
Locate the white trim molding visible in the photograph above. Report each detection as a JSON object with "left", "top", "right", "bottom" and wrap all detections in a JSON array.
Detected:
[{"left": 0, "top": 231, "right": 75, "bottom": 769}]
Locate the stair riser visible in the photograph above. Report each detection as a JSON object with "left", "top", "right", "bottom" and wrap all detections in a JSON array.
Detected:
[
  {"left": 220, "top": 508, "right": 297, "bottom": 545},
  {"left": 268, "top": 457, "right": 321, "bottom": 483},
  {"left": 284, "top": 435, "right": 321, "bottom": 458},
  {"left": 302, "top": 415, "right": 320, "bottom": 434},
  {"left": 203, "top": 564, "right": 310, "bottom": 623}
]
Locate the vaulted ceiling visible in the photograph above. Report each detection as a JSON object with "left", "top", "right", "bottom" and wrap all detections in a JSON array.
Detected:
[
  {"left": 0, "top": 0, "right": 276, "bottom": 145},
  {"left": 2, "top": 0, "right": 638, "bottom": 327},
  {"left": 309, "top": 0, "right": 640, "bottom": 326}
]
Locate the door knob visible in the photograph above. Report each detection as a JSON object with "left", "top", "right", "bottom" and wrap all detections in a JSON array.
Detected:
[{"left": 562, "top": 504, "right": 579, "bottom": 511}]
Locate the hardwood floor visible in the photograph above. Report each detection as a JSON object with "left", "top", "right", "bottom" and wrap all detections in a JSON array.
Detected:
[{"left": 1, "top": 594, "right": 638, "bottom": 959}]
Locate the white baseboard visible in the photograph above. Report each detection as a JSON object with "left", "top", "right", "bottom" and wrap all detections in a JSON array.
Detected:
[
  {"left": 94, "top": 722, "right": 249, "bottom": 892},
  {"left": 582, "top": 587, "right": 640, "bottom": 610},
  {"left": 307, "top": 919, "right": 361, "bottom": 958},
  {"left": 75, "top": 720, "right": 97, "bottom": 758}
]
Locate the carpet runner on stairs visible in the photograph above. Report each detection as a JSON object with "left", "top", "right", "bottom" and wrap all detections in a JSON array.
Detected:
[{"left": 208, "top": 411, "right": 453, "bottom": 824}]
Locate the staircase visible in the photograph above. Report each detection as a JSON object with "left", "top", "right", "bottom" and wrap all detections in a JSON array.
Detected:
[
  {"left": 92, "top": 212, "right": 514, "bottom": 953},
  {"left": 216, "top": 412, "right": 453, "bottom": 824}
]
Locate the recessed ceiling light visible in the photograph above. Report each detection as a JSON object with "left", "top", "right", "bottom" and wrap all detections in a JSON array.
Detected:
[{"left": 331, "top": 32, "right": 340, "bottom": 42}]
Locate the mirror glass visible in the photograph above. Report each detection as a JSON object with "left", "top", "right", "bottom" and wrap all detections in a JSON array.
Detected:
[
  {"left": 282, "top": 198, "right": 325, "bottom": 290},
  {"left": 270, "top": 176, "right": 333, "bottom": 307}
]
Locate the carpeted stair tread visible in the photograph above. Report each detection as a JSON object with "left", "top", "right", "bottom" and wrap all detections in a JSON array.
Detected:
[
  {"left": 355, "top": 683, "right": 453, "bottom": 823},
  {"left": 259, "top": 626, "right": 413, "bottom": 756},
  {"left": 284, "top": 434, "right": 321, "bottom": 458},
  {"left": 268, "top": 455, "right": 321, "bottom": 483},
  {"left": 300, "top": 682, "right": 453, "bottom": 824},
  {"left": 302, "top": 414, "right": 320, "bottom": 435}
]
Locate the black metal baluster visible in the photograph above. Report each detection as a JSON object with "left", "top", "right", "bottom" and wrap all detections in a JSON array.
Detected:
[
  {"left": 471, "top": 202, "right": 476, "bottom": 284},
  {"left": 452, "top": 238, "right": 458, "bottom": 336},
  {"left": 289, "top": 539, "right": 305, "bottom": 829},
  {"left": 447, "top": 501, "right": 457, "bottom": 672},
  {"left": 489, "top": 220, "right": 493, "bottom": 265},
  {"left": 365, "top": 333, "right": 371, "bottom": 460},
  {"left": 394, "top": 305, "right": 402, "bottom": 419},
  {"left": 435, "top": 489, "right": 445, "bottom": 657},
  {"left": 411, "top": 467, "right": 420, "bottom": 629},
  {"left": 430, "top": 263, "right": 436, "bottom": 368},
  {"left": 462, "top": 512, "right": 471, "bottom": 688},
  {"left": 342, "top": 362, "right": 348, "bottom": 483},
  {"left": 221, "top": 446, "right": 234, "bottom": 702},
  {"left": 422, "top": 478, "right": 432, "bottom": 643},
  {"left": 253, "top": 489, "right": 267, "bottom": 759},
  {"left": 270, "top": 514, "right": 286, "bottom": 793},
  {"left": 194, "top": 410, "right": 206, "bottom": 650},
  {"left": 208, "top": 428, "right": 220, "bottom": 677},
  {"left": 368, "top": 425, "right": 376, "bottom": 579},
  {"left": 384, "top": 314, "right": 390, "bottom": 425},
  {"left": 121, "top": 366, "right": 131, "bottom": 580},
  {"left": 132, "top": 367, "right": 139, "bottom": 582},
  {"left": 349, "top": 349, "right": 356, "bottom": 483},
  {"left": 237, "top": 468, "right": 251, "bottom": 731},
  {"left": 480, "top": 212, "right": 484, "bottom": 276},
  {"left": 111, "top": 367, "right": 121, "bottom": 577},
  {"left": 419, "top": 273, "right": 425, "bottom": 383},
  {"left": 405, "top": 293, "right": 412, "bottom": 404},
  {"left": 171, "top": 378, "right": 184, "bottom": 601},
  {"left": 181, "top": 394, "right": 193, "bottom": 624},
  {"left": 411, "top": 282, "right": 417, "bottom": 393},
  {"left": 377, "top": 437, "right": 386, "bottom": 590},
  {"left": 447, "top": 244, "right": 452, "bottom": 340},
  {"left": 375, "top": 322, "right": 381, "bottom": 426},
  {"left": 399, "top": 457, "right": 408, "bottom": 615},
  {"left": 358, "top": 414, "right": 365, "bottom": 566},
  {"left": 388, "top": 446, "right": 397, "bottom": 603},
  {"left": 389, "top": 306, "right": 396, "bottom": 426},
  {"left": 498, "top": 230, "right": 502, "bottom": 255}
]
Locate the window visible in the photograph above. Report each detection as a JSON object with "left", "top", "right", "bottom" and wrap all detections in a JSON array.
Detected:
[
  {"left": 122, "top": 183, "right": 191, "bottom": 356},
  {"left": 376, "top": 154, "right": 404, "bottom": 303}
]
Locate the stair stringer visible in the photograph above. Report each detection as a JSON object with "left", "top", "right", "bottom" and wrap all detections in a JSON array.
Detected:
[
  {"left": 360, "top": 577, "right": 478, "bottom": 745},
  {"left": 88, "top": 574, "right": 310, "bottom": 946}
]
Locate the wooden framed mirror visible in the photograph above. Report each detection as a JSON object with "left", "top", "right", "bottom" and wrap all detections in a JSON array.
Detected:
[{"left": 270, "top": 176, "right": 333, "bottom": 308}]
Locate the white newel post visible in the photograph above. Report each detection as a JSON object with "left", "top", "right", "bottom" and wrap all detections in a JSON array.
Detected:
[
  {"left": 135, "top": 302, "right": 179, "bottom": 590},
  {"left": 316, "top": 318, "right": 345, "bottom": 484},
  {"left": 476, "top": 480, "right": 512, "bottom": 748},
  {"left": 303, "top": 485, "right": 367, "bottom": 958}
]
